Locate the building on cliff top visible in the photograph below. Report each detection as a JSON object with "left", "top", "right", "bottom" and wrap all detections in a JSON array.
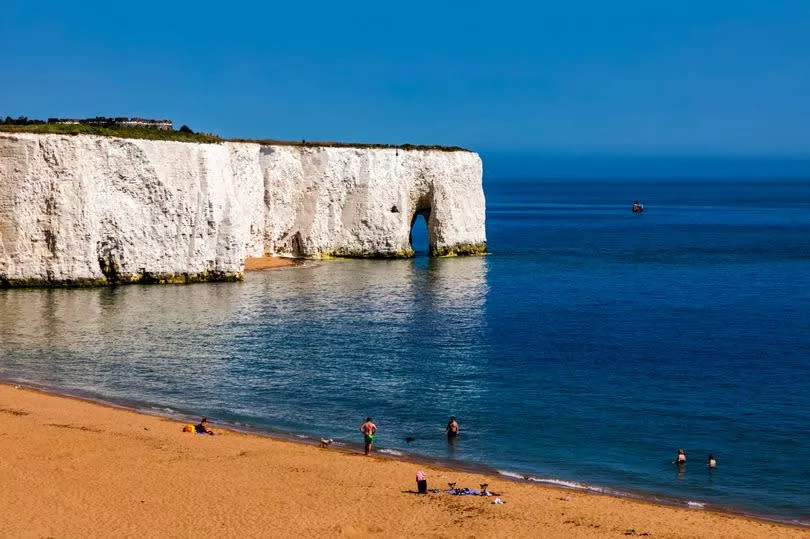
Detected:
[{"left": 47, "top": 117, "right": 173, "bottom": 130}]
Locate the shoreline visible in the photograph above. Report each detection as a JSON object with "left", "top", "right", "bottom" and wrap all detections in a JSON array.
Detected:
[{"left": 1, "top": 382, "right": 807, "bottom": 537}]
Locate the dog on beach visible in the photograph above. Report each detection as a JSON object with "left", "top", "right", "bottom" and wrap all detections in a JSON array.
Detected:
[{"left": 319, "top": 438, "right": 334, "bottom": 448}]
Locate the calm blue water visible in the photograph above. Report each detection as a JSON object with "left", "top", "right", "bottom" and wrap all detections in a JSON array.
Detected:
[{"left": 1, "top": 178, "right": 809, "bottom": 523}]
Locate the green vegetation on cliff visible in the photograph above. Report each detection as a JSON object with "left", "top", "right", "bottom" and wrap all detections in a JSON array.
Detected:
[
  {"left": 431, "top": 242, "right": 488, "bottom": 257},
  {"left": 0, "top": 271, "right": 243, "bottom": 288},
  {"left": 0, "top": 116, "right": 470, "bottom": 151},
  {"left": 0, "top": 122, "right": 222, "bottom": 144},
  {"left": 229, "top": 138, "right": 469, "bottom": 152}
]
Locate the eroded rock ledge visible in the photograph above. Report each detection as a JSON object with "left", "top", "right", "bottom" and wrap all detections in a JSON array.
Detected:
[{"left": 0, "top": 133, "right": 486, "bottom": 287}]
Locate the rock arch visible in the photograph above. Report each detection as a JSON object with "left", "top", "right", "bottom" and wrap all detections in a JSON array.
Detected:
[{"left": 408, "top": 208, "right": 432, "bottom": 254}]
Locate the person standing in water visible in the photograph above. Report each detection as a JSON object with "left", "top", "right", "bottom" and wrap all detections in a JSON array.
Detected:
[
  {"left": 708, "top": 454, "right": 717, "bottom": 468},
  {"left": 360, "top": 417, "right": 377, "bottom": 456},
  {"left": 446, "top": 416, "right": 459, "bottom": 439},
  {"left": 675, "top": 448, "right": 686, "bottom": 464}
]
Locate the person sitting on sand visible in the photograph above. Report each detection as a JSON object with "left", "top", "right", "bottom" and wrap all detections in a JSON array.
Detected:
[
  {"left": 361, "top": 417, "right": 377, "bottom": 455},
  {"left": 446, "top": 416, "right": 459, "bottom": 439},
  {"left": 708, "top": 454, "right": 716, "bottom": 468},
  {"left": 675, "top": 448, "right": 686, "bottom": 464},
  {"left": 195, "top": 417, "right": 214, "bottom": 436}
]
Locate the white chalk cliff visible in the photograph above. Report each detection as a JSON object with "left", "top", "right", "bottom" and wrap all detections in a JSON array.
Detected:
[{"left": 0, "top": 133, "right": 485, "bottom": 286}]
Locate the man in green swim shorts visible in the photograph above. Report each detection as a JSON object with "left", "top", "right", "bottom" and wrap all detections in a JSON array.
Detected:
[{"left": 360, "top": 417, "right": 377, "bottom": 456}]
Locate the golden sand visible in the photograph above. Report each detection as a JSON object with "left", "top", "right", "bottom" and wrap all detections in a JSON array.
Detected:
[
  {"left": 244, "top": 256, "right": 299, "bottom": 271},
  {"left": 0, "top": 385, "right": 806, "bottom": 538}
]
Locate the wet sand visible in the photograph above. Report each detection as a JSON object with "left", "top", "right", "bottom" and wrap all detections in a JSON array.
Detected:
[
  {"left": 0, "top": 384, "right": 806, "bottom": 538},
  {"left": 244, "top": 256, "right": 299, "bottom": 271}
]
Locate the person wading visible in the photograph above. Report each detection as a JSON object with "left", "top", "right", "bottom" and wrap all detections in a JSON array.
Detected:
[
  {"left": 360, "top": 417, "right": 377, "bottom": 456},
  {"left": 446, "top": 416, "right": 459, "bottom": 439}
]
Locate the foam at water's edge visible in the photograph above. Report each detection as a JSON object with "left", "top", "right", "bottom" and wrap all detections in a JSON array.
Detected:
[
  {"left": 497, "top": 471, "right": 753, "bottom": 518},
  {"left": 497, "top": 475, "right": 806, "bottom": 526},
  {"left": 496, "top": 470, "right": 524, "bottom": 480}
]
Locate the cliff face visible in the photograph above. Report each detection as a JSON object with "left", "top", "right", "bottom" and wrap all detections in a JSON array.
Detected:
[{"left": 0, "top": 133, "right": 485, "bottom": 286}]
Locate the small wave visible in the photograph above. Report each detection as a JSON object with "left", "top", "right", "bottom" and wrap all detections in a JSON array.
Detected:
[
  {"left": 499, "top": 471, "right": 604, "bottom": 494},
  {"left": 295, "top": 434, "right": 308, "bottom": 439},
  {"left": 523, "top": 475, "right": 711, "bottom": 510},
  {"left": 145, "top": 406, "right": 176, "bottom": 414},
  {"left": 497, "top": 470, "right": 525, "bottom": 480},
  {"left": 530, "top": 477, "right": 586, "bottom": 489},
  {"left": 527, "top": 477, "right": 609, "bottom": 494},
  {"left": 379, "top": 449, "right": 404, "bottom": 456}
]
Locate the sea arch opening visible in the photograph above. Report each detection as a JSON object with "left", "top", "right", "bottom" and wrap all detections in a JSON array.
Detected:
[{"left": 409, "top": 209, "right": 431, "bottom": 256}]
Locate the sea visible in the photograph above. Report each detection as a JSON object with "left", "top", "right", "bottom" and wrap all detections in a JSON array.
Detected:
[{"left": 1, "top": 176, "right": 809, "bottom": 525}]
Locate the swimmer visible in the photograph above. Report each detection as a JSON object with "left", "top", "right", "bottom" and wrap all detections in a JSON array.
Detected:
[
  {"left": 708, "top": 454, "right": 716, "bottom": 468},
  {"left": 446, "top": 416, "right": 459, "bottom": 439},
  {"left": 674, "top": 448, "right": 686, "bottom": 464}
]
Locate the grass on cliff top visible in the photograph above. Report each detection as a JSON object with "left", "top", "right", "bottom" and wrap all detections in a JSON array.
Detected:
[
  {"left": 228, "top": 138, "right": 470, "bottom": 152},
  {"left": 0, "top": 123, "right": 222, "bottom": 143},
  {"left": 0, "top": 123, "right": 470, "bottom": 152}
]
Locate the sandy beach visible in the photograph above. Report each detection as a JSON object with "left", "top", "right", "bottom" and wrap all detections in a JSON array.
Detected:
[
  {"left": 0, "top": 385, "right": 806, "bottom": 538},
  {"left": 244, "top": 256, "right": 300, "bottom": 271}
]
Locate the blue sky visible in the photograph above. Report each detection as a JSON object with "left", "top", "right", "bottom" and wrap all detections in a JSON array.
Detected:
[{"left": 1, "top": 1, "right": 808, "bottom": 171}]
